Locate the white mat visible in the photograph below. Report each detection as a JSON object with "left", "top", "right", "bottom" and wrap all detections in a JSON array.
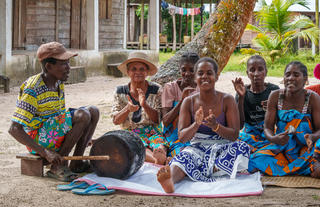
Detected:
[{"left": 78, "top": 163, "right": 263, "bottom": 198}]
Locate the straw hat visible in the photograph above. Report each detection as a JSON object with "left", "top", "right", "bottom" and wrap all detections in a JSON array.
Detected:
[
  {"left": 314, "top": 64, "right": 320, "bottom": 80},
  {"left": 117, "top": 52, "right": 157, "bottom": 76}
]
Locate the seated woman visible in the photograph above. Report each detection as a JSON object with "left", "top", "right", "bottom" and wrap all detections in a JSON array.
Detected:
[
  {"left": 233, "top": 55, "right": 279, "bottom": 152},
  {"left": 161, "top": 52, "right": 199, "bottom": 157},
  {"left": 305, "top": 64, "right": 320, "bottom": 95},
  {"left": 8, "top": 42, "right": 99, "bottom": 181},
  {"left": 249, "top": 61, "right": 320, "bottom": 178},
  {"left": 157, "top": 57, "right": 250, "bottom": 193},
  {"left": 112, "top": 52, "right": 168, "bottom": 165}
]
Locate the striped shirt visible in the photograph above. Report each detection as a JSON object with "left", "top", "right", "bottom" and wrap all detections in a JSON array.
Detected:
[{"left": 12, "top": 73, "right": 66, "bottom": 130}]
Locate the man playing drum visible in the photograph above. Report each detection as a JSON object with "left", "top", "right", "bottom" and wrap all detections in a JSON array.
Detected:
[{"left": 8, "top": 42, "right": 99, "bottom": 182}]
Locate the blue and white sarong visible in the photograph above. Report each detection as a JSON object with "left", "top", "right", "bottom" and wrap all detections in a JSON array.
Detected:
[{"left": 170, "top": 132, "right": 250, "bottom": 182}]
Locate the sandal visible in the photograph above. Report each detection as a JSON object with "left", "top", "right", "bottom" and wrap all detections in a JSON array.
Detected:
[
  {"left": 47, "top": 166, "right": 79, "bottom": 182},
  {"left": 57, "top": 180, "right": 89, "bottom": 191},
  {"left": 72, "top": 183, "right": 115, "bottom": 195}
]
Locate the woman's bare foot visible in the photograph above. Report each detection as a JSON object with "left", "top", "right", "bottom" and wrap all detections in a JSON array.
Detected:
[
  {"left": 157, "top": 165, "right": 174, "bottom": 193},
  {"left": 153, "top": 146, "right": 167, "bottom": 165},
  {"left": 165, "top": 157, "right": 173, "bottom": 165},
  {"left": 311, "top": 161, "right": 320, "bottom": 178}
]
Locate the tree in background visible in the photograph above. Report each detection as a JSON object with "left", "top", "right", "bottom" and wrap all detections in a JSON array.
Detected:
[
  {"left": 152, "top": 0, "right": 256, "bottom": 85},
  {"left": 246, "top": 0, "right": 320, "bottom": 62}
]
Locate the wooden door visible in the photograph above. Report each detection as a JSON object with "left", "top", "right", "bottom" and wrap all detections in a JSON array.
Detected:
[
  {"left": 70, "top": 0, "right": 86, "bottom": 49},
  {"left": 12, "top": 0, "right": 26, "bottom": 49}
]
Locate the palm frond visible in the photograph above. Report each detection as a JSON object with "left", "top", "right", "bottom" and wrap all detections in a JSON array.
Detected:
[{"left": 246, "top": 24, "right": 264, "bottom": 33}]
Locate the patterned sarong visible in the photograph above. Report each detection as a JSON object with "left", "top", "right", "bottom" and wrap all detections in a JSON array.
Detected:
[
  {"left": 238, "top": 121, "right": 270, "bottom": 153},
  {"left": 130, "top": 125, "right": 168, "bottom": 150},
  {"left": 26, "top": 111, "right": 72, "bottom": 154},
  {"left": 248, "top": 109, "right": 320, "bottom": 176},
  {"left": 163, "top": 101, "right": 190, "bottom": 157},
  {"left": 170, "top": 132, "right": 250, "bottom": 182}
]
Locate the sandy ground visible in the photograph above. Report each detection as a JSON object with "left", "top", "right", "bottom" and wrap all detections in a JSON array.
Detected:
[{"left": 0, "top": 72, "right": 320, "bottom": 207}]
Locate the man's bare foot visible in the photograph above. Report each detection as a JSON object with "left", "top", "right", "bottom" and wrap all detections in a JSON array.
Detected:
[
  {"left": 153, "top": 146, "right": 167, "bottom": 165},
  {"left": 157, "top": 165, "right": 174, "bottom": 193},
  {"left": 311, "top": 161, "right": 320, "bottom": 178}
]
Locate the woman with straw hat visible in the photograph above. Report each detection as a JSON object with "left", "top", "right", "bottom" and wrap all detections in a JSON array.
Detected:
[{"left": 111, "top": 52, "right": 168, "bottom": 165}]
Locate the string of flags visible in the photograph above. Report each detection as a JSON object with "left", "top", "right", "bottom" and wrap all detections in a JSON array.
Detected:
[{"left": 161, "top": 0, "right": 205, "bottom": 16}]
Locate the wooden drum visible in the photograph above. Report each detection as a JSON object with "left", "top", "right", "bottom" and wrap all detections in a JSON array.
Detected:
[{"left": 89, "top": 130, "right": 146, "bottom": 179}]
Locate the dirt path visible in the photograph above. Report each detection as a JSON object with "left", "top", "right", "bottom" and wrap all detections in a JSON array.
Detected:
[{"left": 0, "top": 73, "right": 319, "bottom": 207}]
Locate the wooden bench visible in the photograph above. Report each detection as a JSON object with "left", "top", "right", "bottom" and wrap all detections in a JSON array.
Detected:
[
  {"left": 0, "top": 75, "right": 10, "bottom": 93},
  {"left": 105, "top": 63, "right": 123, "bottom": 77},
  {"left": 16, "top": 153, "right": 48, "bottom": 177},
  {"left": 66, "top": 66, "right": 86, "bottom": 84}
]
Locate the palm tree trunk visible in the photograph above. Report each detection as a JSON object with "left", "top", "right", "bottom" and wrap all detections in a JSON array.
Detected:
[{"left": 152, "top": 0, "right": 256, "bottom": 85}]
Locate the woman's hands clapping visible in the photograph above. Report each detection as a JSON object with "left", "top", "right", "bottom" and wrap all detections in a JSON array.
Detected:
[
  {"left": 126, "top": 95, "right": 139, "bottom": 112},
  {"left": 194, "top": 106, "right": 219, "bottom": 131}
]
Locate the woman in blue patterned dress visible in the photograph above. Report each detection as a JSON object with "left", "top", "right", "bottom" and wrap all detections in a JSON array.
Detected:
[
  {"left": 157, "top": 57, "right": 250, "bottom": 193},
  {"left": 248, "top": 61, "right": 320, "bottom": 177}
]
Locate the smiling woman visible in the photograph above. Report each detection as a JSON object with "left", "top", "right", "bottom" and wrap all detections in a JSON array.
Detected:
[
  {"left": 157, "top": 57, "right": 250, "bottom": 193},
  {"left": 249, "top": 61, "right": 320, "bottom": 178},
  {"left": 111, "top": 52, "right": 169, "bottom": 165}
]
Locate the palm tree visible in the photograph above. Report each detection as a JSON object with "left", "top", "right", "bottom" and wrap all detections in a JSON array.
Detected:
[{"left": 246, "top": 0, "right": 320, "bottom": 61}]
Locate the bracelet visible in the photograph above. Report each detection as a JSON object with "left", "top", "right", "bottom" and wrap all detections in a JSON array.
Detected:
[{"left": 213, "top": 124, "right": 220, "bottom": 132}]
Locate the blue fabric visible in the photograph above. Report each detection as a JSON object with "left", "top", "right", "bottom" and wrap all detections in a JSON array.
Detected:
[
  {"left": 248, "top": 109, "right": 319, "bottom": 176},
  {"left": 238, "top": 121, "right": 270, "bottom": 153}
]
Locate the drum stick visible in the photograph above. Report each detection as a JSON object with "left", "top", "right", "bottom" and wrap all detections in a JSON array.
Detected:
[{"left": 63, "top": 155, "right": 110, "bottom": 160}]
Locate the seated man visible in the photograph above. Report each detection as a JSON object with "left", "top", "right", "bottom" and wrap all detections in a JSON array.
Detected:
[{"left": 8, "top": 42, "right": 99, "bottom": 182}]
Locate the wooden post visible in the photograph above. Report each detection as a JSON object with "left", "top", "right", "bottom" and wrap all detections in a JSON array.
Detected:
[
  {"left": 127, "top": 0, "right": 130, "bottom": 42},
  {"left": 200, "top": 0, "right": 203, "bottom": 27},
  {"left": 209, "top": 0, "right": 212, "bottom": 15},
  {"left": 178, "top": 0, "right": 182, "bottom": 43},
  {"left": 185, "top": 0, "right": 188, "bottom": 36},
  {"left": 191, "top": 0, "right": 194, "bottom": 40},
  {"left": 55, "top": 0, "right": 59, "bottom": 42},
  {"left": 140, "top": 0, "right": 144, "bottom": 50},
  {"left": 172, "top": 12, "right": 176, "bottom": 51}
]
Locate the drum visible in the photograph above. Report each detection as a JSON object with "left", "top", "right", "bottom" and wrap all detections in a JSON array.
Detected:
[{"left": 89, "top": 130, "right": 146, "bottom": 179}]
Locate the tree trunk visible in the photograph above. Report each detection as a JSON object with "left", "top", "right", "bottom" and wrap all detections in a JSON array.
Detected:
[{"left": 152, "top": 0, "right": 256, "bottom": 85}]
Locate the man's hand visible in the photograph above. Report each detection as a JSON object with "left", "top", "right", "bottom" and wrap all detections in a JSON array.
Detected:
[{"left": 43, "top": 148, "right": 63, "bottom": 165}]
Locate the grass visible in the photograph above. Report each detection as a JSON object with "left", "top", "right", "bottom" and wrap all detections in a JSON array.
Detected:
[
  {"left": 224, "top": 50, "right": 320, "bottom": 77},
  {"left": 159, "top": 51, "right": 175, "bottom": 65},
  {"left": 159, "top": 50, "right": 320, "bottom": 77}
]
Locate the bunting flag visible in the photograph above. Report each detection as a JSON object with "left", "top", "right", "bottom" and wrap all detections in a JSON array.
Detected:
[{"left": 161, "top": 0, "right": 204, "bottom": 16}]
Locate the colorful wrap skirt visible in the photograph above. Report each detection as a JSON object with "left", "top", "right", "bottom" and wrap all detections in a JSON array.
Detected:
[
  {"left": 170, "top": 132, "right": 250, "bottom": 182},
  {"left": 238, "top": 121, "right": 270, "bottom": 153},
  {"left": 163, "top": 101, "right": 190, "bottom": 157},
  {"left": 248, "top": 109, "right": 320, "bottom": 176},
  {"left": 26, "top": 111, "right": 73, "bottom": 154},
  {"left": 130, "top": 125, "right": 169, "bottom": 150}
]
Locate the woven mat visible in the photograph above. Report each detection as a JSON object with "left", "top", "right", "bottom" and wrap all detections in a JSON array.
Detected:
[{"left": 262, "top": 176, "right": 320, "bottom": 188}]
